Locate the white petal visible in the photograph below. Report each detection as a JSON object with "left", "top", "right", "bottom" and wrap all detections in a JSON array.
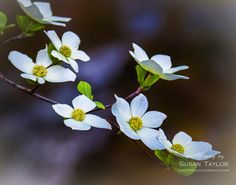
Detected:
[
  {"left": 166, "top": 65, "right": 189, "bottom": 74},
  {"left": 161, "top": 73, "right": 189, "bottom": 81},
  {"left": 64, "top": 119, "right": 91, "bottom": 131},
  {"left": 44, "top": 16, "right": 71, "bottom": 22},
  {"left": 20, "top": 73, "right": 37, "bottom": 82},
  {"left": 68, "top": 58, "right": 79, "bottom": 73},
  {"left": 72, "top": 95, "right": 96, "bottom": 112},
  {"left": 142, "top": 111, "right": 167, "bottom": 128},
  {"left": 140, "top": 60, "right": 163, "bottom": 75},
  {"left": 17, "top": 0, "right": 32, "bottom": 7},
  {"left": 8, "top": 51, "right": 34, "bottom": 74},
  {"left": 184, "top": 141, "right": 217, "bottom": 160},
  {"left": 37, "top": 77, "right": 45, "bottom": 84},
  {"left": 132, "top": 43, "right": 149, "bottom": 61},
  {"left": 45, "top": 21, "right": 67, "bottom": 27},
  {"left": 45, "top": 66, "right": 76, "bottom": 83},
  {"left": 130, "top": 94, "right": 148, "bottom": 117},
  {"left": 52, "top": 104, "right": 73, "bottom": 118},
  {"left": 158, "top": 129, "right": 172, "bottom": 149},
  {"left": 172, "top": 132, "right": 192, "bottom": 147},
  {"left": 36, "top": 47, "right": 52, "bottom": 67},
  {"left": 51, "top": 50, "right": 68, "bottom": 63},
  {"left": 71, "top": 50, "right": 90, "bottom": 61},
  {"left": 137, "top": 128, "right": 164, "bottom": 150},
  {"left": 84, "top": 114, "right": 112, "bottom": 130},
  {"left": 33, "top": 2, "right": 52, "bottom": 18},
  {"left": 62, "top": 31, "right": 80, "bottom": 50},
  {"left": 111, "top": 95, "right": 132, "bottom": 121},
  {"left": 116, "top": 117, "right": 140, "bottom": 139},
  {"left": 45, "top": 30, "right": 62, "bottom": 50},
  {"left": 151, "top": 55, "right": 172, "bottom": 71}
]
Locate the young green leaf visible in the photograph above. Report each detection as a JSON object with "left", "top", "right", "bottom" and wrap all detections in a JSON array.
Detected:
[
  {"left": 95, "top": 101, "right": 105, "bottom": 109},
  {"left": 16, "top": 15, "right": 44, "bottom": 37},
  {"left": 155, "top": 150, "right": 197, "bottom": 176},
  {"left": 0, "top": 11, "right": 7, "bottom": 27},
  {"left": 77, "top": 81, "right": 93, "bottom": 100},
  {"left": 142, "top": 74, "right": 159, "bottom": 90},
  {"left": 136, "top": 65, "right": 147, "bottom": 86}
]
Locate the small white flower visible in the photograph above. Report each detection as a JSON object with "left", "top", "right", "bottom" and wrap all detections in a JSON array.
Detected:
[
  {"left": 52, "top": 95, "right": 112, "bottom": 131},
  {"left": 8, "top": 47, "right": 76, "bottom": 84},
  {"left": 129, "top": 43, "right": 189, "bottom": 81},
  {"left": 17, "top": 0, "right": 71, "bottom": 27},
  {"left": 45, "top": 30, "right": 90, "bottom": 73},
  {"left": 158, "top": 129, "right": 220, "bottom": 160},
  {"left": 111, "top": 94, "right": 167, "bottom": 150}
]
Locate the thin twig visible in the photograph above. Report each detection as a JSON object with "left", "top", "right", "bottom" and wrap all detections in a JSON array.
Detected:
[
  {"left": 0, "top": 72, "right": 58, "bottom": 104},
  {"left": 3, "top": 33, "right": 26, "bottom": 45}
]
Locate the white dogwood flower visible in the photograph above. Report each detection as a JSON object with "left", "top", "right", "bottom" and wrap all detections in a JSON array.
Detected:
[
  {"left": 52, "top": 95, "right": 112, "bottom": 131},
  {"left": 8, "top": 47, "right": 76, "bottom": 84},
  {"left": 17, "top": 0, "right": 71, "bottom": 27},
  {"left": 130, "top": 43, "right": 189, "bottom": 81},
  {"left": 45, "top": 30, "right": 90, "bottom": 73},
  {"left": 112, "top": 94, "right": 167, "bottom": 150},
  {"left": 158, "top": 129, "right": 220, "bottom": 160}
]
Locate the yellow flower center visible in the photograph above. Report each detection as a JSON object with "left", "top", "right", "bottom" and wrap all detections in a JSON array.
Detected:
[
  {"left": 71, "top": 109, "right": 86, "bottom": 121},
  {"left": 60, "top": 45, "right": 72, "bottom": 57},
  {"left": 33, "top": 65, "right": 47, "bottom": 77},
  {"left": 171, "top": 144, "right": 185, "bottom": 154},
  {"left": 128, "top": 117, "right": 143, "bottom": 131}
]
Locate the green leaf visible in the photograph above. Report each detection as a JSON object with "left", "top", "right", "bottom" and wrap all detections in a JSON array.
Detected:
[
  {"left": 16, "top": 15, "right": 44, "bottom": 37},
  {"left": 47, "top": 43, "right": 61, "bottom": 65},
  {"left": 0, "top": 11, "right": 7, "bottom": 27},
  {"left": 155, "top": 150, "right": 197, "bottom": 176},
  {"left": 170, "top": 156, "right": 197, "bottom": 176},
  {"left": 77, "top": 81, "right": 93, "bottom": 100},
  {"left": 136, "top": 65, "right": 147, "bottom": 86},
  {"left": 142, "top": 74, "right": 159, "bottom": 90},
  {"left": 95, "top": 101, "right": 105, "bottom": 109}
]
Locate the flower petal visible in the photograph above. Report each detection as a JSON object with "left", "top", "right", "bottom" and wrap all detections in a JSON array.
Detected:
[
  {"left": 8, "top": 51, "right": 34, "bottom": 74},
  {"left": 111, "top": 95, "right": 132, "bottom": 121},
  {"left": 45, "top": 66, "right": 76, "bottom": 83},
  {"left": 17, "top": 0, "right": 32, "bottom": 7},
  {"left": 51, "top": 50, "right": 68, "bottom": 63},
  {"left": 45, "top": 30, "right": 62, "bottom": 50},
  {"left": 161, "top": 73, "right": 189, "bottom": 81},
  {"left": 52, "top": 104, "right": 73, "bottom": 118},
  {"left": 140, "top": 60, "right": 163, "bottom": 75},
  {"left": 142, "top": 111, "right": 167, "bottom": 128},
  {"left": 158, "top": 129, "right": 172, "bottom": 149},
  {"left": 36, "top": 47, "right": 52, "bottom": 67},
  {"left": 37, "top": 77, "right": 45, "bottom": 84},
  {"left": 64, "top": 119, "right": 91, "bottom": 131},
  {"left": 166, "top": 65, "right": 189, "bottom": 74},
  {"left": 44, "top": 16, "right": 71, "bottom": 22},
  {"left": 84, "top": 114, "right": 112, "bottom": 130},
  {"left": 72, "top": 95, "right": 96, "bottom": 112},
  {"left": 184, "top": 141, "right": 219, "bottom": 160},
  {"left": 130, "top": 94, "right": 148, "bottom": 117},
  {"left": 68, "top": 58, "right": 79, "bottom": 73},
  {"left": 21, "top": 73, "right": 37, "bottom": 82},
  {"left": 131, "top": 43, "right": 149, "bottom": 61},
  {"left": 116, "top": 117, "right": 140, "bottom": 139},
  {"left": 71, "top": 50, "right": 90, "bottom": 61},
  {"left": 33, "top": 2, "right": 52, "bottom": 18},
  {"left": 137, "top": 128, "right": 165, "bottom": 150},
  {"left": 151, "top": 55, "right": 172, "bottom": 71},
  {"left": 62, "top": 31, "right": 80, "bottom": 50},
  {"left": 172, "top": 131, "right": 192, "bottom": 147}
]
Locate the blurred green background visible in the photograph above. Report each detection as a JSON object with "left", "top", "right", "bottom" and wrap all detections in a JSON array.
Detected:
[{"left": 0, "top": 0, "right": 235, "bottom": 184}]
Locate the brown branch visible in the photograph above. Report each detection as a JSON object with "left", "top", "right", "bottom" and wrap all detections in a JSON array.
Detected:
[
  {"left": 2, "top": 33, "right": 26, "bottom": 45},
  {"left": 0, "top": 72, "right": 59, "bottom": 104}
]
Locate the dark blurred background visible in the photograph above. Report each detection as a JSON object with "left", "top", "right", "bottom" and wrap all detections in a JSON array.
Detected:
[{"left": 0, "top": 0, "right": 235, "bottom": 184}]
